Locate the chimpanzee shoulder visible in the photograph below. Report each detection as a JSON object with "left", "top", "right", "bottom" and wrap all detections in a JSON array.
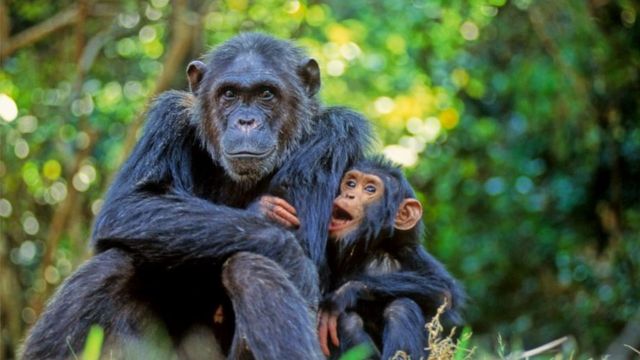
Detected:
[
  {"left": 268, "top": 106, "right": 373, "bottom": 267},
  {"left": 108, "top": 91, "right": 207, "bottom": 195},
  {"left": 318, "top": 106, "right": 373, "bottom": 143}
]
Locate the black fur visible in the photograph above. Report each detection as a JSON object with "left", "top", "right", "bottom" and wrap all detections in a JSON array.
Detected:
[
  {"left": 323, "top": 157, "right": 464, "bottom": 359},
  {"left": 22, "top": 33, "right": 371, "bottom": 359}
]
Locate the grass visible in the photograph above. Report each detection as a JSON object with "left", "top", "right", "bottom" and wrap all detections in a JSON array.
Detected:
[
  {"left": 77, "top": 304, "right": 639, "bottom": 360},
  {"left": 388, "top": 300, "right": 474, "bottom": 360}
]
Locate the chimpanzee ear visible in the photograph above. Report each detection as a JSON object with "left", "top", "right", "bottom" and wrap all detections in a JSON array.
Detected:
[
  {"left": 394, "top": 198, "right": 423, "bottom": 231},
  {"left": 299, "top": 58, "right": 321, "bottom": 96},
  {"left": 187, "top": 60, "right": 207, "bottom": 93}
]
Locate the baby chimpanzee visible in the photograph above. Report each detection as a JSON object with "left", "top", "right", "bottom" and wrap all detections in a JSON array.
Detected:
[
  {"left": 256, "top": 156, "right": 464, "bottom": 359},
  {"left": 317, "top": 157, "right": 464, "bottom": 359}
]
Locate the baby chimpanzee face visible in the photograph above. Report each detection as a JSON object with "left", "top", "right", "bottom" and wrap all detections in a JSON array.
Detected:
[{"left": 329, "top": 170, "right": 385, "bottom": 240}]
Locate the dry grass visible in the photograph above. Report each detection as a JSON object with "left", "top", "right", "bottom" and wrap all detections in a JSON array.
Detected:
[
  {"left": 391, "top": 300, "right": 474, "bottom": 360},
  {"left": 425, "top": 300, "right": 474, "bottom": 360}
]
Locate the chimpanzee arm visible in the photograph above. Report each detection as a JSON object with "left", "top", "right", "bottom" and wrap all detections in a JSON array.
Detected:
[
  {"left": 324, "top": 246, "right": 464, "bottom": 322},
  {"left": 95, "top": 192, "right": 302, "bottom": 266},
  {"left": 268, "top": 107, "right": 373, "bottom": 268},
  {"left": 92, "top": 91, "right": 294, "bottom": 267}
]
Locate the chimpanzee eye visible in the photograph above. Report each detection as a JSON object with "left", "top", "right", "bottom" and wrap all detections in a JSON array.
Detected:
[
  {"left": 222, "top": 89, "right": 236, "bottom": 100},
  {"left": 346, "top": 180, "right": 356, "bottom": 188},
  {"left": 365, "top": 185, "right": 377, "bottom": 193},
  {"left": 259, "top": 89, "right": 274, "bottom": 101}
]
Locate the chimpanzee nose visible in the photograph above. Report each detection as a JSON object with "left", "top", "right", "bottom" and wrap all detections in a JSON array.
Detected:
[
  {"left": 345, "top": 193, "right": 355, "bottom": 200},
  {"left": 237, "top": 117, "right": 257, "bottom": 130}
]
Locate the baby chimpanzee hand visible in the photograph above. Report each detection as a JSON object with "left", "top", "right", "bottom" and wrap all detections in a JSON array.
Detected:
[
  {"left": 317, "top": 281, "right": 366, "bottom": 355},
  {"left": 317, "top": 308, "right": 340, "bottom": 356}
]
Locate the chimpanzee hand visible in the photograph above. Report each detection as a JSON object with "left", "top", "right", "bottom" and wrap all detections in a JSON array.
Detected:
[
  {"left": 317, "top": 308, "right": 339, "bottom": 356},
  {"left": 251, "top": 195, "right": 300, "bottom": 228},
  {"left": 317, "top": 281, "right": 366, "bottom": 355}
]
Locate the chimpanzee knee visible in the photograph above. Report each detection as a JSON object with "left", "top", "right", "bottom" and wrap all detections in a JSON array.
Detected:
[
  {"left": 381, "top": 298, "right": 427, "bottom": 360},
  {"left": 222, "top": 252, "right": 323, "bottom": 360},
  {"left": 249, "top": 226, "right": 320, "bottom": 306},
  {"left": 340, "top": 311, "right": 365, "bottom": 336}
]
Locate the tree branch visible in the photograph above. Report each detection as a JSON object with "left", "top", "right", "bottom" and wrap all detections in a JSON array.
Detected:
[
  {"left": 31, "top": 6, "right": 112, "bottom": 313},
  {"left": 0, "top": 0, "right": 9, "bottom": 46},
  {"left": 0, "top": 6, "right": 80, "bottom": 60},
  {"left": 118, "top": 0, "right": 202, "bottom": 163}
]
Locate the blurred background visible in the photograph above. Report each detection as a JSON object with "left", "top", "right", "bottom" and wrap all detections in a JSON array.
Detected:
[{"left": 1, "top": 0, "right": 639, "bottom": 358}]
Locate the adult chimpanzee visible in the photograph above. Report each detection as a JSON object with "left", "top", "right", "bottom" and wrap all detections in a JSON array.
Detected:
[
  {"left": 313, "top": 157, "right": 464, "bottom": 359},
  {"left": 22, "top": 33, "right": 371, "bottom": 359}
]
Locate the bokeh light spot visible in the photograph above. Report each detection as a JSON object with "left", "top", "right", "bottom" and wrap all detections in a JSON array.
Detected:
[
  {"left": 374, "top": 97, "right": 395, "bottom": 115},
  {"left": 0, "top": 199, "right": 12, "bottom": 217},
  {"left": 383, "top": 145, "right": 418, "bottom": 167},
  {"left": 14, "top": 139, "right": 30, "bottom": 159},
  {"left": 17, "top": 115, "right": 38, "bottom": 133},
  {"left": 306, "top": 5, "right": 326, "bottom": 27},
  {"left": 0, "top": 93, "right": 18, "bottom": 122},
  {"left": 460, "top": 21, "right": 479, "bottom": 41},
  {"left": 43, "top": 160, "right": 62, "bottom": 181},
  {"left": 139, "top": 25, "right": 157, "bottom": 43},
  {"left": 327, "top": 59, "right": 345, "bottom": 77},
  {"left": 22, "top": 213, "right": 40, "bottom": 235},
  {"left": 227, "top": 0, "right": 248, "bottom": 11},
  {"left": 439, "top": 108, "right": 459, "bottom": 129},
  {"left": 45, "top": 266, "right": 61, "bottom": 284}
]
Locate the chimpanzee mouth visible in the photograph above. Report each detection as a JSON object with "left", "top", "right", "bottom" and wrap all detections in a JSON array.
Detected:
[
  {"left": 224, "top": 148, "right": 275, "bottom": 159},
  {"left": 329, "top": 203, "right": 354, "bottom": 232},
  {"left": 332, "top": 205, "right": 353, "bottom": 221}
]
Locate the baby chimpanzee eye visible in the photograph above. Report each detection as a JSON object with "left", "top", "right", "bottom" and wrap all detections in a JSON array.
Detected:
[
  {"left": 346, "top": 180, "right": 356, "bottom": 188},
  {"left": 365, "top": 185, "right": 376, "bottom": 193}
]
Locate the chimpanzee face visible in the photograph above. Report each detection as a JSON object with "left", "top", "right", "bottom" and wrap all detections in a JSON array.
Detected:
[
  {"left": 207, "top": 54, "right": 286, "bottom": 181},
  {"left": 329, "top": 170, "right": 385, "bottom": 240},
  {"left": 186, "top": 34, "right": 320, "bottom": 186}
]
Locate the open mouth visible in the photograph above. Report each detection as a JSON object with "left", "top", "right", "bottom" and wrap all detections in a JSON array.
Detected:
[{"left": 329, "top": 203, "right": 354, "bottom": 232}]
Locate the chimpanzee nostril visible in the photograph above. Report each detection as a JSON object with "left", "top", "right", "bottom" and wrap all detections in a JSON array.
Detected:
[
  {"left": 236, "top": 117, "right": 258, "bottom": 131},
  {"left": 238, "top": 118, "right": 256, "bottom": 126}
]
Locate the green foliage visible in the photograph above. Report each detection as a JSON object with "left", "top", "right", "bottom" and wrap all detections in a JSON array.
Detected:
[
  {"left": 453, "top": 327, "right": 473, "bottom": 360},
  {"left": 81, "top": 325, "right": 104, "bottom": 360},
  {"left": 338, "top": 343, "right": 375, "bottom": 360},
  {"left": 1, "top": 0, "right": 639, "bottom": 358}
]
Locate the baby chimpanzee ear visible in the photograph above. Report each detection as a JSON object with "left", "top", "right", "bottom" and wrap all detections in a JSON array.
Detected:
[{"left": 394, "top": 198, "right": 423, "bottom": 231}]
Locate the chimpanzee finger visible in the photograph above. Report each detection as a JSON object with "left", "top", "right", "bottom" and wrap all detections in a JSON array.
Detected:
[
  {"left": 271, "top": 196, "right": 298, "bottom": 215},
  {"left": 318, "top": 312, "right": 331, "bottom": 356},
  {"left": 272, "top": 215, "right": 296, "bottom": 228},
  {"left": 329, "top": 313, "right": 340, "bottom": 347},
  {"left": 273, "top": 206, "right": 300, "bottom": 227},
  {"left": 264, "top": 206, "right": 298, "bottom": 228},
  {"left": 264, "top": 209, "right": 293, "bottom": 227},
  {"left": 260, "top": 197, "right": 294, "bottom": 216}
]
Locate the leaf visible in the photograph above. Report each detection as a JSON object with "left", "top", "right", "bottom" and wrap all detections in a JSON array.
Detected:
[
  {"left": 453, "top": 327, "right": 473, "bottom": 360},
  {"left": 82, "top": 325, "right": 104, "bottom": 360},
  {"left": 338, "top": 343, "right": 375, "bottom": 360}
]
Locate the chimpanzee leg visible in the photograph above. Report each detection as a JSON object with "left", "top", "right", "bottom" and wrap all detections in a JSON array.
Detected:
[
  {"left": 22, "top": 248, "right": 162, "bottom": 359},
  {"left": 329, "top": 312, "right": 380, "bottom": 360},
  {"left": 380, "top": 298, "right": 427, "bottom": 360},
  {"left": 222, "top": 251, "right": 323, "bottom": 360},
  {"left": 246, "top": 226, "right": 321, "bottom": 308}
]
